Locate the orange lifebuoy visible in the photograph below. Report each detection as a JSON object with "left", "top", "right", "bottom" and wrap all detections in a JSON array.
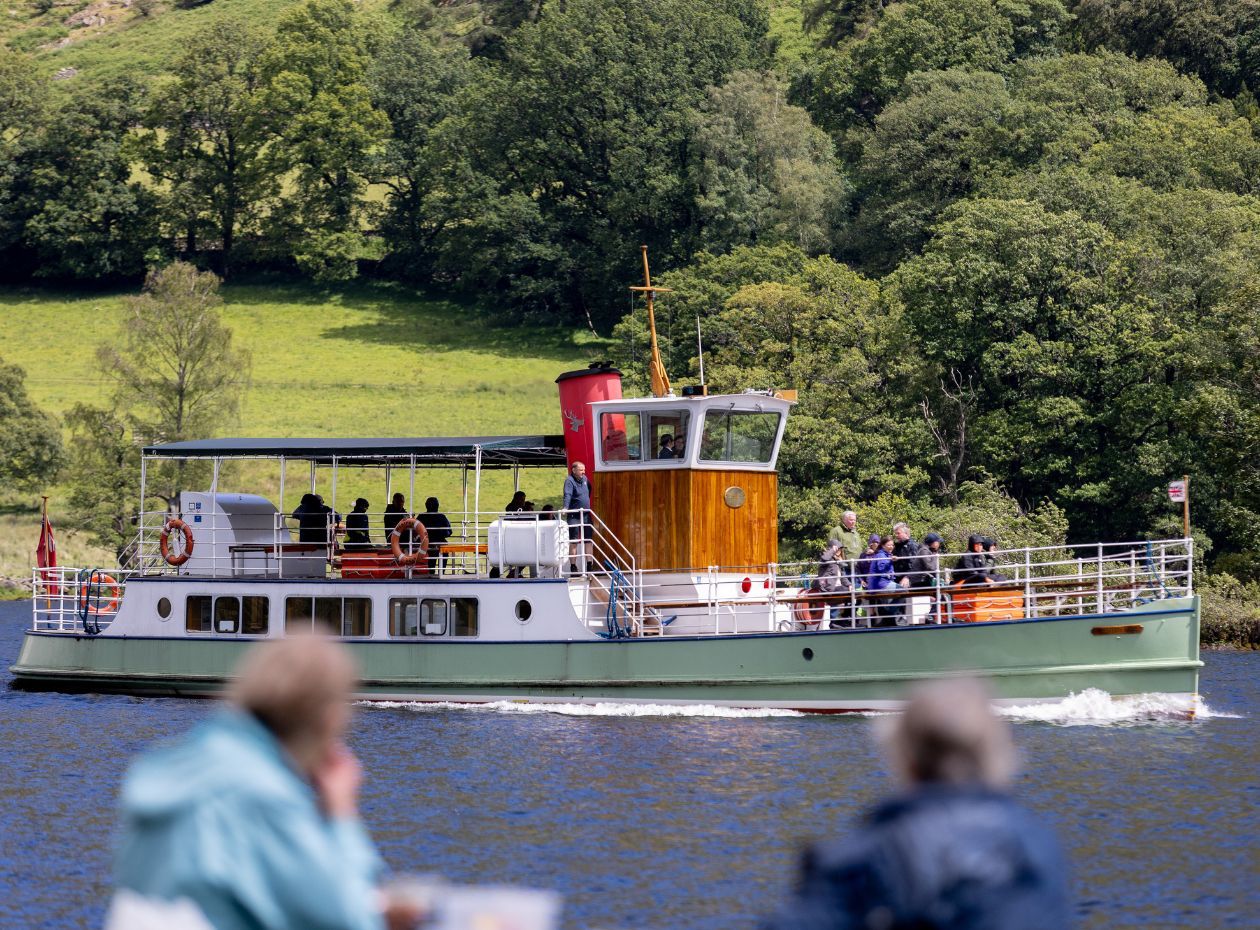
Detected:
[
  {"left": 79, "top": 571, "right": 122, "bottom": 614},
  {"left": 792, "top": 589, "right": 825, "bottom": 628},
  {"left": 160, "top": 518, "right": 195, "bottom": 566},
  {"left": 389, "top": 517, "right": 429, "bottom": 565}
]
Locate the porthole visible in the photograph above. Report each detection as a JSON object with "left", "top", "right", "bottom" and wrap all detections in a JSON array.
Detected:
[
  {"left": 156, "top": 597, "right": 172, "bottom": 620},
  {"left": 802, "top": 647, "right": 814, "bottom": 661},
  {"left": 515, "top": 599, "right": 533, "bottom": 622}
]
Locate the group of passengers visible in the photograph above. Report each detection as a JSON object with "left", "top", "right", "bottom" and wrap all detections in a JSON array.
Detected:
[
  {"left": 816, "top": 511, "right": 1007, "bottom": 627},
  {"left": 289, "top": 492, "right": 453, "bottom": 566}
]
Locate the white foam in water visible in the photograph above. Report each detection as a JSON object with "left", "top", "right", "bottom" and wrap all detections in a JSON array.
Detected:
[
  {"left": 360, "top": 699, "right": 803, "bottom": 718},
  {"left": 998, "top": 688, "right": 1238, "bottom": 725}
]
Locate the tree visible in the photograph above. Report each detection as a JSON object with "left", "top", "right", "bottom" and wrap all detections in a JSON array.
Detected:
[
  {"left": 97, "top": 262, "right": 251, "bottom": 506},
  {"left": 890, "top": 197, "right": 1198, "bottom": 542},
  {"left": 17, "top": 80, "right": 158, "bottom": 281},
  {"left": 0, "top": 49, "right": 48, "bottom": 276},
  {"left": 143, "top": 20, "right": 274, "bottom": 275},
  {"left": 794, "top": 0, "right": 1069, "bottom": 136},
  {"left": 257, "top": 0, "right": 389, "bottom": 280},
  {"left": 1071, "top": 0, "right": 1260, "bottom": 98},
  {"left": 427, "top": 0, "right": 769, "bottom": 329},
  {"left": 0, "top": 360, "right": 64, "bottom": 493},
  {"left": 691, "top": 70, "right": 846, "bottom": 255},
  {"left": 369, "top": 23, "right": 472, "bottom": 279},
  {"left": 63, "top": 404, "right": 140, "bottom": 560}
]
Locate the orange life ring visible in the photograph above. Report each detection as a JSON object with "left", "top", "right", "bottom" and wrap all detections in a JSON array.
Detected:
[
  {"left": 390, "top": 517, "right": 429, "bottom": 565},
  {"left": 160, "top": 518, "right": 195, "bottom": 566},
  {"left": 792, "top": 589, "right": 824, "bottom": 628},
  {"left": 79, "top": 571, "right": 122, "bottom": 614}
]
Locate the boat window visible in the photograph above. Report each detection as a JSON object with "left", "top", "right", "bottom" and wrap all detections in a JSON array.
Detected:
[
  {"left": 422, "top": 599, "right": 448, "bottom": 636},
  {"left": 285, "top": 597, "right": 312, "bottom": 634},
  {"left": 241, "top": 596, "right": 269, "bottom": 635},
  {"left": 699, "top": 410, "right": 781, "bottom": 464},
  {"left": 214, "top": 596, "right": 241, "bottom": 634},
  {"left": 647, "top": 411, "right": 689, "bottom": 461},
  {"left": 600, "top": 411, "right": 641, "bottom": 462},
  {"left": 157, "top": 597, "right": 172, "bottom": 620},
  {"left": 342, "top": 598, "right": 372, "bottom": 637},
  {"left": 451, "top": 597, "right": 478, "bottom": 637},
  {"left": 313, "top": 597, "right": 341, "bottom": 634},
  {"left": 186, "top": 595, "right": 212, "bottom": 633},
  {"left": 285, "top": 596, "right": 371, "bottom": 637},
  {"left": 389, "top": 598, "right": 420, "bottom": 637}
]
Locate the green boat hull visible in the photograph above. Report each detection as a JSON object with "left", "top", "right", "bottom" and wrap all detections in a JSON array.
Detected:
[{"left": 11, "top": 597, "right": 1201, "bottom": 711}]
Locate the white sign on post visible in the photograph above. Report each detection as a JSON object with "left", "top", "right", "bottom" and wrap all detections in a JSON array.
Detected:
[{"left": 1168, "top": 480, "right": 1187, "bottom": 502}]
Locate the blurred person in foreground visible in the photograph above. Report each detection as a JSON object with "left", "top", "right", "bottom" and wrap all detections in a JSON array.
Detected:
[
  {"left": 765, "top": 678, "right": 1069, "bottom": 930},
  {"left": 111, "top": 635, "right": 420, "bottom": 930}
]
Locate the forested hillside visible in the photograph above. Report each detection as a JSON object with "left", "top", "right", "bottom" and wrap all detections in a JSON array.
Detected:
[{"left": 2, "top": 0, "right": 1258, "bottom": 586}]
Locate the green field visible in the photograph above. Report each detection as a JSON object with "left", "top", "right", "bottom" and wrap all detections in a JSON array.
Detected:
[{"left": 0, "top": 279, "right": 598, "bottom": 584}]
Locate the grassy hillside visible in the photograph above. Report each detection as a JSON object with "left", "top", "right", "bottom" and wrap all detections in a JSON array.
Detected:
[{"left": 0, "top": 280, "right": 599, "bottom": 586}]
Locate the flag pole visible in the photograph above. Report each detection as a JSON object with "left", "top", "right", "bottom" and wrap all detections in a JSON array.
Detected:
[
  {"left": 1183, "top": 474, "right": 1190, "bottom": 540},
  {"left": 630, "top": 245, "right": 672, "bottom": 398}
]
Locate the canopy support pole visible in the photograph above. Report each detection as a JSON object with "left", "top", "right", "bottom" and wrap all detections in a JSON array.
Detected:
[
  {"left": 210, "top": 457, "right": 221, "bottom": 577},
  {"left": 474, "top": 446, "right": 482, "bottom": 574}
]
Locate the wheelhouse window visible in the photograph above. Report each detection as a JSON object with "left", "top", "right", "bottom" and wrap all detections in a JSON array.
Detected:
[
  {"left": 600, "top": 411, "right": 641, "bottom": 461},
  {"left": 647, "top": 410, "right": 689, "bottom": 461},
  {"left": 699, "top": 410, "right": 781, "bottom": 464},
  {"left": 286, "top": 596, "right": 372, "bottom": 637},
  {"left": 187, "top": 595, "right": 268, "bottom": 635}
]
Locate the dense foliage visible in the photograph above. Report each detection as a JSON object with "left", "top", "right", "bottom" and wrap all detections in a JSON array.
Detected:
[{"left": 2, "top": 0, "right": 1259, "bottom": 569}]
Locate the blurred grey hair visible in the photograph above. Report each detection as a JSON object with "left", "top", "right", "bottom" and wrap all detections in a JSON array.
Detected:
[
  {"left": 229, "top": 634, "right": 359, "bottom": 744},
  {"left": 893, "top": 521, "right": 910, "bottom": 533},
  {"left": 882, "top": 678, "right": 1016, "bottom": 789}
]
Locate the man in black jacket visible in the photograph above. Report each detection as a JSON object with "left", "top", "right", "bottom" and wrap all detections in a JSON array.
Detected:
[
  {"left": 763, "top": 678, "right": 1070, "bottom": 930},
  {"left": 892, "top": 522, "right": 932, "bottom": 592}
]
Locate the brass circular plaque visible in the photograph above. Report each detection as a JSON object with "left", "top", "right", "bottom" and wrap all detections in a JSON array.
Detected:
[{"left": 724, "top": 486, "right": 746, "bottom": 509}]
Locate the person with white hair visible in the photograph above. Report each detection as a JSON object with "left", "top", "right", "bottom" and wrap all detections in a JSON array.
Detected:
[
  {"left": 112, "top": 636, "right": 420, "bottom": 930},
  {"left": 764, "top": 678, "right": 1070, "bottom": 930}
]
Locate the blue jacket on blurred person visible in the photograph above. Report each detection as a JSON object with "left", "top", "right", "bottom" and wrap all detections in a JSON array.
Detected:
[
  {"left": 765, "top": 785, "right": 1069, "bottom": 930},
  {"left": 114, "top": 709, "right": 384, "bottom": 930}
]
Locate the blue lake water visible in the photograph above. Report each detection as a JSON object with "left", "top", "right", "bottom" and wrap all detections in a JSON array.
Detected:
[{"left": 1, "top": 599, "right": 1256, "bottom": 929}]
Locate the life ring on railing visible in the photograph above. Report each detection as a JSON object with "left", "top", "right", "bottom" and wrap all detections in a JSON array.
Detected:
[
  {"left": 792, "top": 588, "right": 825, "bottom": 628},
  {"left": 389, "top": 518, "right": 429, "bottom": 565},
  {"left": 160, "top": 518, "right": 195, "bottom": 566},
  {"left": 78, "top": 571, "right": 122, "bottom": 615}
]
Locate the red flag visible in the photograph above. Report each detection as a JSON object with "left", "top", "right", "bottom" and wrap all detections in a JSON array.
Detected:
[{"left": 36, "top": 506, "right": 59, "bottom": 596}]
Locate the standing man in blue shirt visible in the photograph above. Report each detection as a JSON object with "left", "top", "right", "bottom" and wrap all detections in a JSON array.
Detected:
[{"left": 563, "top": 460, "right": 593, "bottom": 573}]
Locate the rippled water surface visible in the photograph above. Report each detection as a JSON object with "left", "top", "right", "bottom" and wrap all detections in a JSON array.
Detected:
[{"left": 1, "top": 601, "right": 1256, "bottom": 929}]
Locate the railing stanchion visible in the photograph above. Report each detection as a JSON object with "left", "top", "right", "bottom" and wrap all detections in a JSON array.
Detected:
[
  {"left": 1024, "top": 548, "right": 1032, "bottom": 619},
  {"left": 1096, "top": 543, "right": 1104, "bottom": 613}
]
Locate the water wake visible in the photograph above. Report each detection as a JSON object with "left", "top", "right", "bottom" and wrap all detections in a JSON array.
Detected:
[
  {"left": 360, "top": 699, "right": 803, "bottom": 718},
  {"left": 998, "top": 688, "right": 1238, "bottom": 726}
]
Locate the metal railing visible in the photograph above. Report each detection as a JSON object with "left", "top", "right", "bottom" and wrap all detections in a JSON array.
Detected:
[{"left": 31, "top": 566, "right": 135, "bottom": 633}]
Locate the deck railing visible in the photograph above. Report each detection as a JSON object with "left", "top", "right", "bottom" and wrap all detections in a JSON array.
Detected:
[{"left": 31, "top": 566, "right": 136, "bottom": 633}]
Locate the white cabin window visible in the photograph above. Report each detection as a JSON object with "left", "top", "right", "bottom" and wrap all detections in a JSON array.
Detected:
[
  {"left": 214, "top": 597, "right": 240, "bottom": 634},
  {"left": 452, "top": 598, "right": 479, "bottom": 637},
  {"left": 186, "top": 595, "right": 212, "bottom": 633},
  {"left": 600, "top": 411, "right": 641, "bottom": 461},
  {"left": 699, "top": 410, "right": 781, "bottom": 464},
  {"left": 286, "top": 596, "right": 371, "bottom": 638},
  {"left": 388, "top": 597, "right": 448, "bottom": 637}
]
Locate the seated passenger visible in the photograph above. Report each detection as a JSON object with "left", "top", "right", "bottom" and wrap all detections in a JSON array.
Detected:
[
  {"left": 505, "top": 490, "right": 527, "bottom": 514},
  {"left": 417, "top": 497, "right": 452, "bottom": 574},
  {"left": 863, "top": 535, "right": 903, "bottom": 627},
  {"left": 983, "top": 536, "right": 1008, "bottom": 582},
  {"left": 291, "top": 493, "right": 339, "bottom": 545},
  {"left": 343, "top": 498, "right": 372, "bottom": 551},
  {"left": 657, "top": 434, "right": 677, "bottom": 459},
  {"left": 383, "top": 492, "right": 408, "bottom": 542},
  {"left": 953, "top": 534, "right": 999, "bottom": 585}
]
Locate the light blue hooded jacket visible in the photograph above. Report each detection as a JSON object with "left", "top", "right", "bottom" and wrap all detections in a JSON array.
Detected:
[{"left": 115, "top": 709, "right": 384, "bottom": 930}]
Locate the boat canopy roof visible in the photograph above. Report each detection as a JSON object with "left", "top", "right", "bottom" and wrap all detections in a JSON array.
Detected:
[{"left": 141, "top": 435, "right": 568, "bottom": 468}]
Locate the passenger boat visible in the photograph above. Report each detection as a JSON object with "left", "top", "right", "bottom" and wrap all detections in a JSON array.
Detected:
[{"left": 10, "top": 261, "right": 1201, "bottom": 712}]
